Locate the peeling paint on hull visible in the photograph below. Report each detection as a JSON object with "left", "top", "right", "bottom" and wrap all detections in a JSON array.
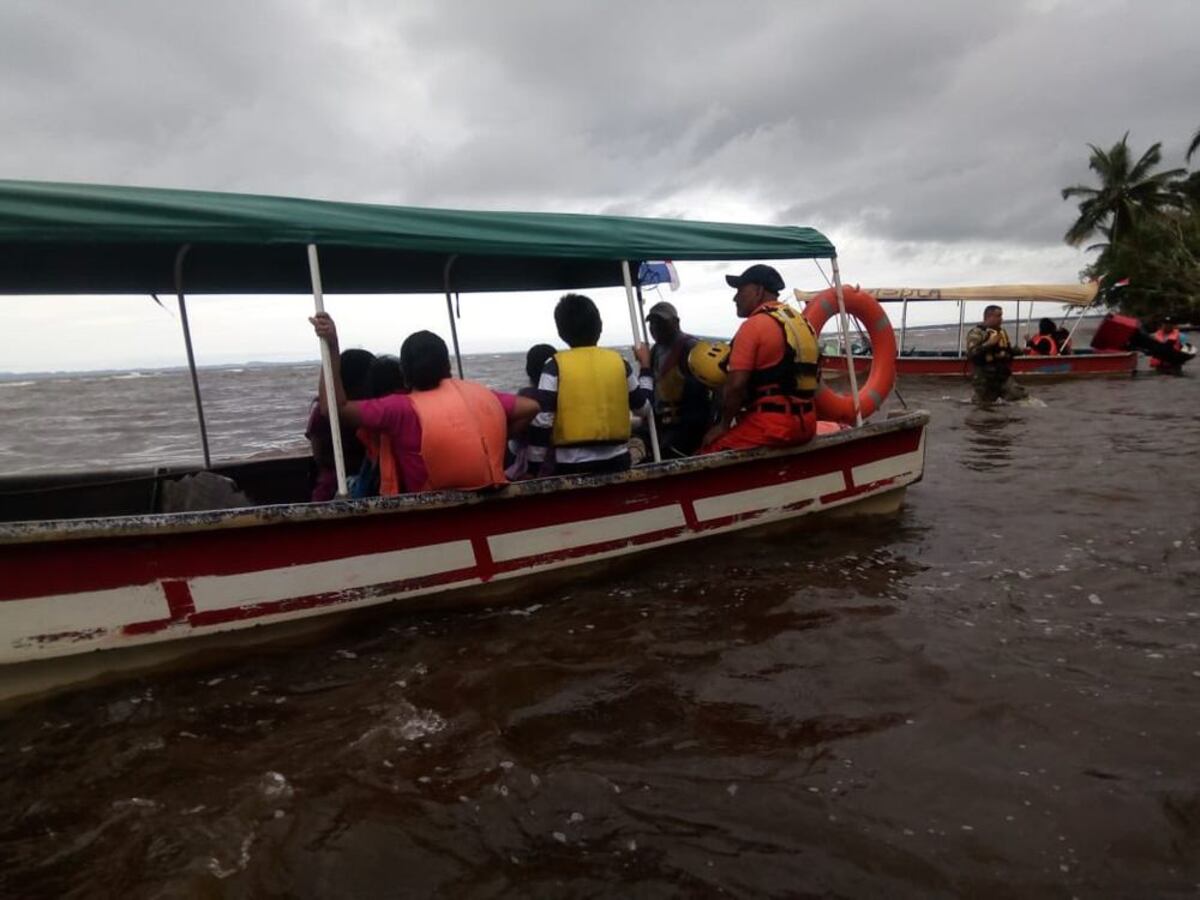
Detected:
[{"left": 0, "top": 413, "right": 928, "bottom": 704}]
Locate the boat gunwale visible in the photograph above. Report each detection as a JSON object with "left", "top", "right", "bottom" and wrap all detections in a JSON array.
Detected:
[
  {"left": 819, "top": 350, "right": 1138, "bottom": 361},
  {"left": 0, "top": 410, "right": 929, "bottom": 546}
]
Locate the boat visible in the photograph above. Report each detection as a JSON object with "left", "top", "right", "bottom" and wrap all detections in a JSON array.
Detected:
[
  {"left": 795, "top": 283, "right": 1138, "bottom": 379},
  {"left": 1090, "top": 312, "right": 1195, "bottom": 374},
  {"left": 0, "top": 179, "right": 928, "bottom": 705}
]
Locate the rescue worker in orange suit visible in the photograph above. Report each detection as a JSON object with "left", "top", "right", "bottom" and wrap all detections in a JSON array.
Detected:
[
  {"left": 1025, "top": 318, "right": 1060, "bottom": 355},
  {"left": 699, "top": 264, "right": 819, "bottom": 453},
  {"left": 644, "top": 300, "right": 712, "bottom": 457},
  {"left": 1150, "top": 316, "right": 1186, "bottom": 375},
  {"left": 310, "top": 313, "right": 539, "bottom": 494}
]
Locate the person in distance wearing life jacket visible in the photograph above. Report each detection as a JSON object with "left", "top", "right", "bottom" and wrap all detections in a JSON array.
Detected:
[
  {"left": 528, "top": 293, "right": 653, "bottom": 476},
  {"left": 1025, "top": 318, "right": 1060, "bottom": 356},
  {"left": 698, "top": 264, "right": 820, "bottom": 453},
  {"left": 1149, "top": 316, "right": 1185, "bottom": 375},
  {"left": 644, "top": 300, "right": 712, "bottom": 458},
  {"left": 966, "top": 304, "right": 1028, "bottom": 403},
  {"left": 309, "top": 313, "right": 539, "bottom": 494}
]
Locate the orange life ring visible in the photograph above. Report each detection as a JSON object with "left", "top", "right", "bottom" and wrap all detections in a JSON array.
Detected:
[{"left": 801, "top": 286, "right": 897, "bottom": 423}]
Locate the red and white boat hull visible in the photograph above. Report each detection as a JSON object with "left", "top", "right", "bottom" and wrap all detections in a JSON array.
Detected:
[{"left": 0, "top": 414, "right": 926, "bottom": 701}]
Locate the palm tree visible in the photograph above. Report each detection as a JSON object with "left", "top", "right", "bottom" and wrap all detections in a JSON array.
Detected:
[
  {"left": 1188, "top": 126, "right": 1200, "bottom": 163},
  {"left": 1061, "top": 133, "right": 1186, "bottom": 247}
]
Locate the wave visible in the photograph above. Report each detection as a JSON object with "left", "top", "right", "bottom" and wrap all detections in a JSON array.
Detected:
[{"left": 0, "top": 380, "right": 35, "bottom": 388}]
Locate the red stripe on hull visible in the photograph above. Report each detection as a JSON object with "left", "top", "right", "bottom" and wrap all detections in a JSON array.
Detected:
[
  {"left": 0, "top": 425, "right": 923, "bottom": 606},
  {"left": 185, "top": 567, "right": 479, "bottom": 628}
]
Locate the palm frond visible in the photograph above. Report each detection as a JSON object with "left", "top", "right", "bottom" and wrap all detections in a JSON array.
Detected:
[{"left": 1129, "top": 141, "right": 1165, "bottom": 182}]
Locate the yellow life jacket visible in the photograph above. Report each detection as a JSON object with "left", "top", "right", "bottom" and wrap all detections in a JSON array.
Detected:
[
  {"left": 652, "top": 338, "right": 689, "bottom": 425},
  {"left": 746, "top": 304, "right": 821, "bottom": 400},
  {"left": 552, "top": 347, "right": 632, "bottom": 446},
  {"left": 981, "top": 328, "right": 1012, "bottom": 364}
]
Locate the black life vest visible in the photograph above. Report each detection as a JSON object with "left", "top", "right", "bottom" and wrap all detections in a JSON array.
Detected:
[{"left": 743, "top": 304, "right": 821, "bottom": 409}]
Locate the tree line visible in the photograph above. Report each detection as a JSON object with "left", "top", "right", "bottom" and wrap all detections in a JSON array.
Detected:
[{"left": 1062, "top": 127, "right": 1200, "bottom": 321}]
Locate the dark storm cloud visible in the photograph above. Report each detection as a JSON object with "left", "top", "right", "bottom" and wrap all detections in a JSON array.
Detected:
[{"left": 1, "top": 0, "right": 1197, "bottom": 251}]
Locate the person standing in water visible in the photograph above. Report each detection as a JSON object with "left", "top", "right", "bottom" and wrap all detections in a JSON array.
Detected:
[
  {"left": 1149, "top": 316, "right": 1186, "bottom": 375},
  {"left": 966, "top": 305, "right": 1027, "bottom": 403}
]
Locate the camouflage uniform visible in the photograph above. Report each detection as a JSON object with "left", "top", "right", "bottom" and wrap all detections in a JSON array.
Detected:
[{"left": 965, "top": 325, "right": 1027, "bottom": 403}]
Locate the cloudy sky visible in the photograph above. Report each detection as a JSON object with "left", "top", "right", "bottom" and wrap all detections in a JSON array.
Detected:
[{"left": 2, "top": 0, "right": 1198, "bottom": 372}]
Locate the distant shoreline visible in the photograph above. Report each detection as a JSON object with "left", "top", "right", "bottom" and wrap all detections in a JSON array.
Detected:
[{"left": 0, "top": 315, "right": 1115, "bottom": 380}]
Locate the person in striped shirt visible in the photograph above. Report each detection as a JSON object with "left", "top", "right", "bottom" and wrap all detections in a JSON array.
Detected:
[{"left": 528, "top": 293, "right": 653, "bottom": 476}]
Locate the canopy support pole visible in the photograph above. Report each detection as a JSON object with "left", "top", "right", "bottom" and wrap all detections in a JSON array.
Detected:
[
  {"left": 830, "top": 257, "right": 862, "bottom": 426},
  {"left": 621, "top": 260, "right": 661, "bottom": 463},
  {"left": 957, "top": 300, "right": 966, "bottom": 354},
  {"left": 1025, "top": 300, "right": 1034, "bottom": 350},
  {"left": 307, "top": 244, "right": 348, "bottom": 499},
  {"left": 443, "top": 255, "right": 464, "bottom": 379},
  {"left": 899, "top": 299, "right": 908, "bottom": 355},
  {"left": 173, "top": 244, "right": 210, "bottom": 470},
  {"left": 1063, "top": 303, "right": 1092, "bottom": 350}
]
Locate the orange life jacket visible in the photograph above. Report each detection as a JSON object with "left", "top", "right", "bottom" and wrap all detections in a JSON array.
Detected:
[
  {"left": 1027, "top": 334, "right": 1058, "bottom": 356},
  {"left": 407, "top": 379, "right": 508, "bottom": 491},
  {"left": 357, "top": 426, "right": 403, "bottom": 496},
  {"left": 1150, "top": 328, "right": 1182, "bottom": 369}
]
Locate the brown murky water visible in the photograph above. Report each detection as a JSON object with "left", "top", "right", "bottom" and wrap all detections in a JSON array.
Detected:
[{"left": 2, "top": 353, "right": 1199, "bottom": 897}]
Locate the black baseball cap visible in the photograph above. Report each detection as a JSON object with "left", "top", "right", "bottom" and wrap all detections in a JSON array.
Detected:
[
  {"left": 645, "top": 300, "right": 679, "bottom": 321},
  {"left": 725, "top": 264, "right": 784, "bottom": 293}
]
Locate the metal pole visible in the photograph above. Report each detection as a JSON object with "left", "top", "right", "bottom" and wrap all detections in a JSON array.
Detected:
[
  {"left": 443, "top": 255, "right": 464, "bottom": 379},
  {"left": 830, "top": 257, "right": 862, "bottom": 426},
  {"left": 173, "top": 244, "right": 211, "bottom": 469},
  {"left": 307, "top": 244, "right": 348, "bottom": 498},
  {"left": 635, "top": 283, "right": 649, "bottom": 338},
  {"left": 621, "top": 260, "right": 662, "bottom": 462},
  {"left": 1025, "top": 299, "right": 1034, "bottom": 351},
  {"left": 899, "top": 299, "right": 908, "bottom": 355},
  {"left": 957, "top": 300, "right": 966, "bottom": 354},
  {"left": 1063, "top": 303, "right": 1092, "bottom": 349}
]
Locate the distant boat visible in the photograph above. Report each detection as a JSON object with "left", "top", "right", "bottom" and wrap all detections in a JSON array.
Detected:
[{"left": 795, "top": 283, "right": 1137, "bottom": 379}]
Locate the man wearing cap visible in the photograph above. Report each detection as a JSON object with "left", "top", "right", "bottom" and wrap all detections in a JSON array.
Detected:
[
  {"left": 700, "top": 264, "right": 818, "bottom": 453},
  {"left": 645, "top": 300, "right": 712, "bottom": 457}
]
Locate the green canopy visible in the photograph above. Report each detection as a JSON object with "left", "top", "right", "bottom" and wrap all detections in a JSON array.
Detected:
[{"left": 0, "top": 179, "right": 835, "bottom": 295}]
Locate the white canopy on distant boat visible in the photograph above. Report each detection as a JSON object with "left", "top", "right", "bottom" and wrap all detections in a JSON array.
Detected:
[{"left": 794, "top": 282, "right": 1100, "bottom": 307}]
